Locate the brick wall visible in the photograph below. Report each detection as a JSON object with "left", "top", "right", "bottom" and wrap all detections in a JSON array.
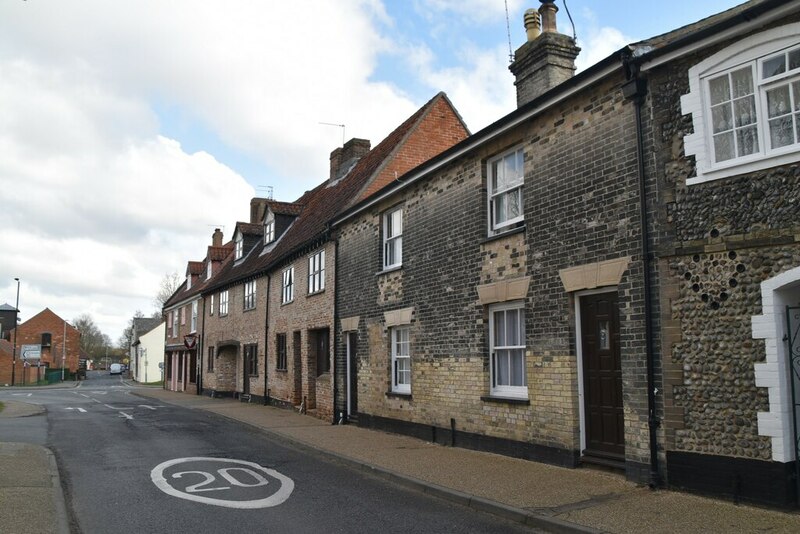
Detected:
[
  {"left": 336, "top": 72, "right": 653, "bottom": 474},
  {"left": 267, "top": 241, "right": 336, "bottom": 421},
  {"left": 4, "top": 309, "right": 81, "bottom": 385},
  {"left": 202, "top": 277, "right": 267, "bottom": 396}
]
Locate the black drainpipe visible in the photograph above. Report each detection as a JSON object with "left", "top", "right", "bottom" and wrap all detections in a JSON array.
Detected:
[
  {"left": 264, "top": 274, "right": 271, "bottom": 406},
  {"left": 198, "top": 298, "right": 205, "bottom": 396},
  {"left": 332, "top": 236, "right": 339, "bottom": 425},
  {"left": 622, "top": 53, "right": 661, "bottom": 488}
]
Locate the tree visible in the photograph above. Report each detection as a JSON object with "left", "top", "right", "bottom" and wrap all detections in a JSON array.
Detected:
[
  {"left": 73, "top": 314, "right": 110, "bottom": 359},
  {"left": 117, "top": 310, "right": 144, "bottom": 350},
  {"left": 154, "top": 272, "right": 181, "bottom": 313}
]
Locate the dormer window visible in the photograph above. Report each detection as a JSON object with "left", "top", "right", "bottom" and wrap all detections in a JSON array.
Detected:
[
  {"left": 207, "top": 261, "right": 212, "bottom": 280},
  {"left": 264, "top": 219, "right": 275, "bottom": 244},
  {"left": 235, "top": 232, "right": 243, "bottom": 260},
  {"left": 186, "top": 274, "right": 192, "bottom": 290}
]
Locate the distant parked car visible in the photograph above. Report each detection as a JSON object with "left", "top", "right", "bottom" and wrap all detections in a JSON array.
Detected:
[{"left": 109, "top": 363, "right": 122, "bottom": 375}]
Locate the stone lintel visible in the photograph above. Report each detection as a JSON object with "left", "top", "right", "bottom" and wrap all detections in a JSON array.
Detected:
[
  {"left": 384, "top": 307, "right": 414, "bottom": 327},
  {"left": 477, "top": 277, "right": 531, "bottom": 305},
  {"left": 559, "top": 257, "right": 631, "bottom": 293}
]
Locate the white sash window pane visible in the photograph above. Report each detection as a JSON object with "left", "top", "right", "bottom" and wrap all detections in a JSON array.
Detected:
[
  {"left": 712, "top": 102, "right": 732, "bottom": 133},
  {"left": 763, "top": 55, "right": 786, "bottom": 79},
  {"left": 709, "top": 75, "right": 730, "bottom": 105},
  {"left": 737, "top": 126, "right": 759, "bottom": 155},
  {"left": 510, "top": 348, "right": 526, "bottom": 387},
  {"left": 731, "top": 67, "right": 753, "bottom": 97},
  {"left": 714, "top": 132, "right": 735, "bottom": 161},
  {"left": 734, "top": 96, "right": 757, "bottom": 127}
]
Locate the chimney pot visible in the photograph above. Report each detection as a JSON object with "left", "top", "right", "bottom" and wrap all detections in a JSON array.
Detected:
[
  {"left": 539, "top": 0, "right": 558, "bottom": 33},
  {"left": 523, "top": 9, "right": 541, "bottom": 41},
  {"left": 509, "top": 2, "right": 580, "bottom": 108}
]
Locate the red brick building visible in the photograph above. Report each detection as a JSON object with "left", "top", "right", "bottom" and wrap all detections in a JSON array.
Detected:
[{"left": 3, "top": 308, "right": 81, "bottom": 385}]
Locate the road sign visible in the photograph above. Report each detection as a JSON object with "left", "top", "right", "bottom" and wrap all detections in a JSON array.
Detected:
[{"left": 21, "top": 344, "right": 41, "bottom": 361}]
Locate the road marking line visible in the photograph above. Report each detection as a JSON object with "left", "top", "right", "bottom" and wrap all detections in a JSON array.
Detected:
[
  {"left": 65, "top": 407, "right": 87, "bottom": 413},
  {"left": 12, "top": 393, "right": 32, "bottom": 397},
  {"left": 119, "top": 412, "right": 133, "bottom": 420},
  {"left": 139, "top": 405, "right": 157, "bottom": 410}
]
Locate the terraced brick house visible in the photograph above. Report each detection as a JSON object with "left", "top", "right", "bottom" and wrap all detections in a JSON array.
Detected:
[
  {"left": 163, "top": 228, "right": 233, "bottom": 393},
  {"left": 199, "top": 93, "right": 469, "bottom": 422},
  {"left": 333, "top": 0, "right": 800, "bottom": 508}
]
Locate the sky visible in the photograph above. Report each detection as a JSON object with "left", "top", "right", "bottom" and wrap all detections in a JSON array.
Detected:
[{"left": 0, "top": 0, "right": 744, "bottom": 342}]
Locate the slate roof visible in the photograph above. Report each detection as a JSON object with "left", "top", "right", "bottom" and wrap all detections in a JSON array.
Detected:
[
  {"left": 203, "top": 91, "right": 465, "bottom": 293},
  {"left": 133, "top": 317, "right": 162, "bottom": 338},
  {"left": 333, "top": 0, "right": 785, "bottom": 227},
  {"left": 0, "top": 303, "right": 17, "bottom": 312}
]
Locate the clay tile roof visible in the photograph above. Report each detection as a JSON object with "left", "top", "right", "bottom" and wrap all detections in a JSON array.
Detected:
[
  {"left": 266, "top": 200, "right": 304, "bottom": 217},
  {"left": 202, "top": 92, "right": 468, "bottom": 292},
  {"left": 187, "top": 261, "right": 204, "bottom": 275},
  {"left": 207, "top": 244, "right": 232, "bottom": 262},
  {"left": 237, "top": 222, "right": 263, "bottom": 236}
]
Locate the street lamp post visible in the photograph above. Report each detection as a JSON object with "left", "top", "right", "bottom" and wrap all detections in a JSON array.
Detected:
[{"left": 11, "top": 278, "right": 20, "bottom": 386}]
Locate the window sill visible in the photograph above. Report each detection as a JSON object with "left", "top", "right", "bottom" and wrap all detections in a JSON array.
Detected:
[
  {"left": 376, "top": 265, "right": 403, "bottom": 276},
  {"left": 307, "top": 289, "right": 326, "bottom": 297},
  {"left": 482, "top": 225, "right": 525, "bottom": 244},
  {"left": 275, "top": 368, "right": 288, "bottom": 373},
  {"left": 281, "top": 300, "right": 294, "bottom": 306},
  {"left": 385, "top": 391, "right": 412, "bottom": 400},
  {"left": 243, "top": 307, "right": 257, "bottom": 313},
  {"left": 219, "top": 313, "right": 228, "bottom": 318},
  {"left": 480, "top": 395, "right": 530, "bottom": 405}
]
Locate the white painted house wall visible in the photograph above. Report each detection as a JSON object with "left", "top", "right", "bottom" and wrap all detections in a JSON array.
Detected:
[{"left": 135, "top": 322, "right": 165, "bottom": 384}]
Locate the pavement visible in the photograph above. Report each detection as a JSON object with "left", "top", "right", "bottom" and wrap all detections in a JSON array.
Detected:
[{"left": 3, "top": 384, "right": 800, "bottom": 533}]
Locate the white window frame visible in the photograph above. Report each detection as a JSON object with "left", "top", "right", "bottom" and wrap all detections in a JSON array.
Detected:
[
  {"left": 180, "top": 306, "right": 186, "bottom": 325},
  {"left": 210, "top": 294, "right": 214, "bottom": 316},
  {"left": 172, "top": 310, "right": 178, "bottom": 337},
  {"left": 207, "top": 261, "right": 212, "bottom": 280},
  {"left": 487, "top": 147, "right": 524, "bottom": 234},
  {"left": 219, "top": 290, "right": 229, "bottom": 316},
  {"left": 308, "top": 249, "right": 325, "bottom": 294},
  {"left": 682, "top": 23, "right": 800, "bottom": 185},
  {"left": 489, "top": 301, "right": 527, "bottom": 398},
  {"left": 190, "top": 301, "right": 198, "bottom": 333},
  {"left": 391, "top": 326, "right": 411, "bottom": 394},
  {"left": 264, "top": 216, "right": 275, "bottom": 244},
  {"left": 282, "top": 266, "right": 294, "bottom": 304},
  {"left": 243, "top": 280, "right": 257, "bottom": 310},
  {"left": 186, "top": 274, "right": 192, "bottom": 290},
  {"left": 234, "top": 232, "right": 243, "bottom": 260},
  {"left": 383, "top": 206, "right": 403, "bottom": 270}
]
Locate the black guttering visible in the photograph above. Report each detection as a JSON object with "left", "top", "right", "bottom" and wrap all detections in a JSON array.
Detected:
[
  {"left": 331, "top": 0, "right": 790, "bottom": 229},
  {"left": 633, "top": 0, "right": 791, "bottom": 65},
  {"left": 331, "top": 51, "right": 622, "bottom": 227},
  {"left": 263, "top": 274, "right": 271, "bottom": 406}
]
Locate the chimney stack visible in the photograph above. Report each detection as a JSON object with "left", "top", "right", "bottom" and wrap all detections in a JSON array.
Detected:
[
  {"left": 509, "top": 0, "right": 580, "bottom": 108},
  {"left": 330, "top": 138, "right": 370, "bottom": 182},
  {"left": 212, "top": 228, "right": 223, "bottom": 247}
]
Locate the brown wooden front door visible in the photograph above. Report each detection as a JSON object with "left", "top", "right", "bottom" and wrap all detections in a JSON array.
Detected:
[{"left": 581, "top": 292, "right": 624, "bottom": 459}]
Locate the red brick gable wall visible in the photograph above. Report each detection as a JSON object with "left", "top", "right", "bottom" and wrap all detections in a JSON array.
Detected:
[
  {"left": 2, "top": 308, "right": 81, "bottom": 383},
  {"left": 359, "top": 96, "right": 469, "bottom": 201}
]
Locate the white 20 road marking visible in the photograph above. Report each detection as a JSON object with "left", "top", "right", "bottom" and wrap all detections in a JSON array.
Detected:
[{"left": 151, "top": 457, "right": 294, "bottom": 509}]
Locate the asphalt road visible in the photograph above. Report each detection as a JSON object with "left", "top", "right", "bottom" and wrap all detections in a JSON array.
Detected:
[{"left": 1, "top": 372, "right": 535, "bottom": 533}]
